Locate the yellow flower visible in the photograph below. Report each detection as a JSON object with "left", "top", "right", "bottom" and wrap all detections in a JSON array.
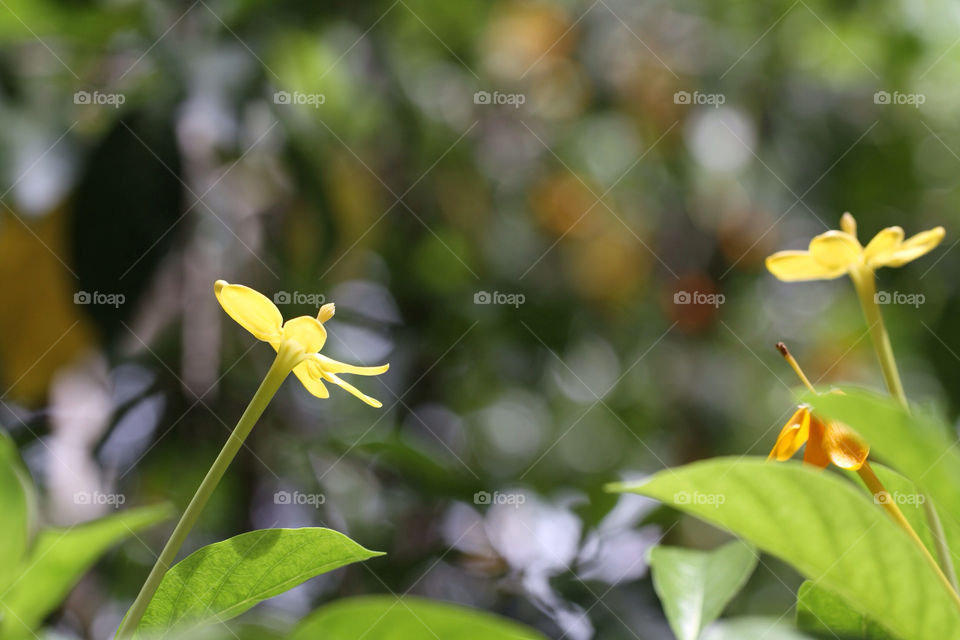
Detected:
[
  {"left": 768, "top": 405, "right": 869, "bottom": 470},
  {"left": 766, "top": 212, "right": 945, "bottom": 282},
  {"left": 215, "top": 280, "right": 389, "bottom": 407}
]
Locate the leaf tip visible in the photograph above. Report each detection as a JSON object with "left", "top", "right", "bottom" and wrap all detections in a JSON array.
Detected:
[{"left": 604, "top": 480, "right": 647, "bottom": 494}]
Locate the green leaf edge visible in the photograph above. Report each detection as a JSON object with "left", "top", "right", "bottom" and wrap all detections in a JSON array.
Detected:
[
  {"left": 290, "top": 594, "right": 547, "bottom": 640},
  {"left": 648, "top": 539, "right": 758, "bottom": 640},
  {"left": 606, "top": 457, "right": 960, "bottom": 640},
  {"left": 137, "top": 527, "right": 384, "bottom": 637}
]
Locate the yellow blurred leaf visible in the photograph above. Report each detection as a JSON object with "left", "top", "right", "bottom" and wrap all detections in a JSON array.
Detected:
[{"left": 0, "top": 207, "right": 95, "bottom": 404}]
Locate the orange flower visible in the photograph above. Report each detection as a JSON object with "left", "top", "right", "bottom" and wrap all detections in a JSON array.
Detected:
[{"left": 768, "top": 405, "right": 869, "bottom": 470}]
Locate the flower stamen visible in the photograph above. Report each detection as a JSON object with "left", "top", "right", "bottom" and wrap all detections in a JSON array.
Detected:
[{"left": 776, "top": 342, "right": 815, "bottom": 394}]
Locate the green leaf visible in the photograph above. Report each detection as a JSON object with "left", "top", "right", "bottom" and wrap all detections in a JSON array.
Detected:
[
  {"left": 0, "top": 432, "right": 31, "bottom": 593},
  {"left": 649, "top": 539, "right": 757, "bottom": 640},
  {"left": 289, "top": 595, "right": 547, "bottom": 640},
  {"left": 608, "top": 457, "right": 960, "bottom": 640},
  {"left": 0, "top": 504, "right": 172, "bottom": 638},
  {"left": 136, "top": 528, "right": 383, "bottom": 637},
  {"left": 809, "top": 388, "right": 960, "bottom": 566},
  {"left": 796, "top": 581, "right": 896, "bottom": 639},
  {"left": 844, "top": 463, "right": 937, "bottom": 559},
  {"left": 701, "top": 616, "right": 814, "bottom": 639},
  {"left": 807, "top": 389, "right": 960, "bottom": 508}
]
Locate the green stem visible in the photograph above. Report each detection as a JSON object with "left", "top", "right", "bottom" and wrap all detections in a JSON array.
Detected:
[
  {"left": 849, "top": 267, "right": 960, "bottom": 591},
  {"left": 923, "top": 494, "right": 960, "bottom": 592},
  {"left": 115, "top": 347, "right": 297, "bottom": 639},
  {"left": 858, "top": 463, "right": 960, "bottom": 613},
  {"left": 849, "top": 267, "right": 907, "bottom": 408}
]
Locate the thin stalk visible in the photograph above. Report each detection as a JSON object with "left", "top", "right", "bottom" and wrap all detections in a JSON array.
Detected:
[
  {"left": 923, "top": 496, "right": 960, "bottom": 592},
  {"left": 847, "top": 268, "right": 960, "bottom": 587},
  {"left": 115, "top": 348, "right": 297, "bottom": 638},
  {"left": 848, "top": 267, "right": 907, "bottom": 408},
  {"left": 777, "top": 342, "right": 815, "bottom": 393},
  {"left": 857, "top": 462, "right": 960, "bottom": 612}
]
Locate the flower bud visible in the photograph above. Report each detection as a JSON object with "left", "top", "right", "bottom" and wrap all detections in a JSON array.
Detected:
[
  {"left": 840, "top": 212, "right": 857, "bottom": 237},
  {"left": 317, "top": 303, "right": 336, "bottom": 323}
]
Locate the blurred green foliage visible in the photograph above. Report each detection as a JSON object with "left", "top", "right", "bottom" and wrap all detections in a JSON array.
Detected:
[{"left": 1, "top": 0, "right": 960, "bottom": 637}]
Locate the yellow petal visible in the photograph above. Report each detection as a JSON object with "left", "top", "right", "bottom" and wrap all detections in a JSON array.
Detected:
[
  {"left": 765, "top": 251, "right": 848, "bottom": 282},
  {"left": 312, "top": 353, "right": 389, "bottom": 376},
  {"left": 822, "top": 421, "right": 869, "bottom": 470},
  {"left": 802, "top": 416, "right": 831, "bottom": 469},
  {"left": 863, "top": 226, "right": 904, "bottom": 268},
  {"left": 310, "top": 361, "right": 383, "bottom": 408},
  {"left": 808, "top": 230, "right": 862, "bottom": 270},
  {"left": 768, "top": 407, "right": 811, "bottom": 461},
  {"left": 292, "top": 361, "right": 330, "bottom": 398},
  {"left": 280, "top": 316, "right": 328, "bottom": 353},
  {"left": 885, "top": 226, "right": 945, "bottom": 267},
  {"left": 215, "top": 280, "right": 283, "bottom": 342}
]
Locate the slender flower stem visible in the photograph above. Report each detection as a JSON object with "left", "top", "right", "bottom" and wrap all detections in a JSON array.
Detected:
[
  {"left": 847, "top": 268, "right": 960, "bottom": 587},
  {"left": 923, "top": 496, "right": 960, "bottom": 592},
  {"left": 848, "top": 267, "right": 907, "bottom": 408},
  {"left": 115, "top": 348, "right": 297, "bottom": 639},
  {"left": 778, "top": 342, "right": 960, "bottom": 589},
  {"left": 776, "top": 342, "right": 815, "bottom": 393},
  {"left": 857, "top": 462, "right": 960, "bottom": 612}
]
